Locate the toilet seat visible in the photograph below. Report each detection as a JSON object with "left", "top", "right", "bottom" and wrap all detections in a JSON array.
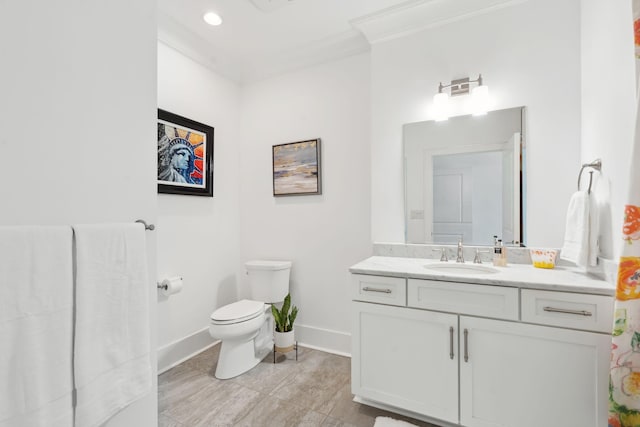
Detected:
[{"left": 210, "top": 299, "right": 265, "bottom": 325}]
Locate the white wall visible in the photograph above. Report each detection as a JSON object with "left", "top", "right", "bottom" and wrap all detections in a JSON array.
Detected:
[
  {"left": 580, "top": 0, "right": 636, "bottom": 261},
  {"left": 156, "top": 42, "right": 242, "bottom": 371},
  {"left": 371, "top": 0, "right": 582, "bottom": 249},
  {"left": 153, "top": 0, "right": 637, "bottom": 360},
  {"left": 0, "top": 1, "right": 158, "bottom": 426},
  {"left": 238, "top": 54, "right": 372, "bottom": 353}
]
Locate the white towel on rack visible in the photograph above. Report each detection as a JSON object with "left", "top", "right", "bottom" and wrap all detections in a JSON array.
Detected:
[
  {"left": 560, "top": 191, "right": 599, "bottom": 267},
  {"left": 0, "top": 226, "right": 74, "bottom": 427},
  {"left": 73, "top": 223, "right": 151, "bottom": 427}
]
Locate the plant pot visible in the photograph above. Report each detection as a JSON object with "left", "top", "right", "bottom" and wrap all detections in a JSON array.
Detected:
[{"left": 274, "top": 329, "right": 295, "bottom": 353}]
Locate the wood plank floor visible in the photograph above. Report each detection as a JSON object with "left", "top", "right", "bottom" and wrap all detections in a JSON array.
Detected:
[{"left": 158, "top": 343, "right": 438, "bottom": 427}]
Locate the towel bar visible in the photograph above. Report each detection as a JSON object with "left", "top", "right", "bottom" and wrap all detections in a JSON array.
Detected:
[
  {"left": 577, "top": 159, "right": 601, "bottom": 194},
  {"left": 135, "top": 219, "right": 155, "bottom": 231}
]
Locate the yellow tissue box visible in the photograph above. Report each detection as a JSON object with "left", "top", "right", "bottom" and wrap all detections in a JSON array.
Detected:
[{"left": 530, "top": 249, "right": 558, "bottom": 269}]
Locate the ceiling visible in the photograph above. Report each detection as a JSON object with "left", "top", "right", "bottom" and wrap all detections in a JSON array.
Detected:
[{"left": 157, "top": 0, "right": 526, "bottom": 83}]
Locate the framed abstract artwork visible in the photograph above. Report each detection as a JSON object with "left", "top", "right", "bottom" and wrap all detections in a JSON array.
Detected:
[
  {"left": 157, "top": 109, "right": 214, "bottom": 197},
  {"left": 272, "top": 138, "right": 322, "bottom": 196}
]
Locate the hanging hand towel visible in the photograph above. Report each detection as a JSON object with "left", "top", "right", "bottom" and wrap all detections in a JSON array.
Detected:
[
  {"left": 560, "top": 191, "right": 599, "bottom": 267},
  {"left": 73, "top": 223, "right": 151, "bottom": 427},
  {"left": 0, "top": 226, "right": 74, "bottom": 427},
  {"left": 588, "top": 193, "right": 600, "bottom": 267}
]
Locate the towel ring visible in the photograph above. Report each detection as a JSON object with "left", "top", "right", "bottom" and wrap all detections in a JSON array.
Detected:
[{"left": 577, "top": 159, "right": 602, "bottom": 194}]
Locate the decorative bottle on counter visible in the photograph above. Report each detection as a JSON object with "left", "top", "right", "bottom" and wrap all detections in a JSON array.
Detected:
[
  {"left": 493, "top": 239, "right": 507, "bottom": 267},
  {"left": 500, "top": 240, "right": 508, "bottom": 266}
]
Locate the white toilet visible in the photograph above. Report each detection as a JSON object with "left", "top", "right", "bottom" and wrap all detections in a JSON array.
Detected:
[{"left": 209, "top": 260, "right": 292, "bottom": 379}]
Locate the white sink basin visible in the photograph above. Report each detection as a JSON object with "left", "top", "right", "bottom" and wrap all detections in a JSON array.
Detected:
[{"left": 423, "top": 263, "right": 499, "bottom": 275}]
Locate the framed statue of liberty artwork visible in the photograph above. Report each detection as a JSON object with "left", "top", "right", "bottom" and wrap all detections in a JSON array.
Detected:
[{"left": 157, "top": 109, "right": 214, "bottom": 197}]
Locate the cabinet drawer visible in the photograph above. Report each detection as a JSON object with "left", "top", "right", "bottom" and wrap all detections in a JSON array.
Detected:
[
  {"left": 408, "top": 279, "right": 519, "bottom": 320},
  {"left": 351, "top": 274, "right": 407, "bottom": 306},
  {"left": 521, "top": 289, "right": 613, "bottom": 333}
]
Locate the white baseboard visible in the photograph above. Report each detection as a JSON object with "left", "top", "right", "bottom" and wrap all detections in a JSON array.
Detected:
[
  {"left": 157, "top": 323, "right": 351, "bottom": 374},
  {"left": 157, "top": 326, "right": 217, "bottom": 374},
  {"left": 295, "top": 323, "right": 351, "bottom": 357}
]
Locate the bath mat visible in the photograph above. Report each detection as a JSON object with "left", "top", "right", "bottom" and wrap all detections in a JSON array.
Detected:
[{"left": 373, "top": 416, "right": 418, "bottom": 427}]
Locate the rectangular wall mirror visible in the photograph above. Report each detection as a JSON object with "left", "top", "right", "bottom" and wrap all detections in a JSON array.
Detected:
[{"left": 404, "top": 106, "right": 526, "bottom": 246}]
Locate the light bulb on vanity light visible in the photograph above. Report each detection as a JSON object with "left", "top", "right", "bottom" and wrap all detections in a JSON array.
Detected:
[
  {"left": 433, "top": 91, "right": 450, "bottom": 121},
  {"left": 471, "top": 78, "right": 489, "bottom": 116}
]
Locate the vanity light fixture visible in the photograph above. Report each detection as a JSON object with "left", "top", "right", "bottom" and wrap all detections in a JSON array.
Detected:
[
  {"left": 203, "top": 11, "right": 223, "bottom": 26},
  {"left": 433, "top": 74, "right": 489, "bottom": 120}
]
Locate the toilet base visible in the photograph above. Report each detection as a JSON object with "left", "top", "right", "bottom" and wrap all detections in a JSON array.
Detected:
[
  {"left": 215, "top": 337, "right": 270, "bottom": 379},
  {"left": 211, "top": 308, "right": 273, "bottom": 379}
]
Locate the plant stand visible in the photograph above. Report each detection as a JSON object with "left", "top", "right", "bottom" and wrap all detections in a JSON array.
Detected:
[{"left": 273, "top": 341, "right": 298, "bottom": 363}]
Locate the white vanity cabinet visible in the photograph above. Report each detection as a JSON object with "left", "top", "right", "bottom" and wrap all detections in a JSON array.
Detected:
[
  {"left": 352, "top": 301, "right": 459, "bottom": 423},
  {"left": 351, "top": 273, "right": 612, "bottom": 427},
  {"left": 459, "top": 316, "right": 609, "bottom": 427}
]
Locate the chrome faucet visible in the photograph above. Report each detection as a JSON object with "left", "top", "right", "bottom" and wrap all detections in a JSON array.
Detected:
[
  {"left": 431, "top": 248, "right": 448, "bottom": 262},
  {"left": 474, "top": 248, "right": 490, "bottom": 264},
  {"left": 456, "top": 238, "right": 464, "bottom": 263}
]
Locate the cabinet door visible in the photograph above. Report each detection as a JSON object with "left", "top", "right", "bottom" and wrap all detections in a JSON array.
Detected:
[
  {"left": 352, "top": 301, "right": 458, "bottom": 423},
  {"left": 459, "top": 316, "right": 610, "bottom": 427}
]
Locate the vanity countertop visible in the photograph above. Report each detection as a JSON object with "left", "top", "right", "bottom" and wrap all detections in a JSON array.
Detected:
[{"left": 349, "top": 256, "right": 615, "bottom": 296}]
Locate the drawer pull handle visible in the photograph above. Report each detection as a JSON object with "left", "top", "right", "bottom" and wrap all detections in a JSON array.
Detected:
[
  {"left": 543, "top": 306, "right": 593, "bottom": 317},
  {"left": 463, "top": 328, "right": 469, "bottom": 363},
  {"left": 449, "top": 326, "right": 454, "bottom": 360},
  {"left": 362, "top": 287, "right": 392, "bottom": 294}
]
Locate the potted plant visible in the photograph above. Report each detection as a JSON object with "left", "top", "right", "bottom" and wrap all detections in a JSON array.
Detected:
[{"left": 271, "top": 293, "right": 298, "bottom": 353}]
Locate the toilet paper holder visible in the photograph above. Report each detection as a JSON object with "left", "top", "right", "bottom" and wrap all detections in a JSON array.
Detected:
[{"left": 157, "top": 277, "right": 182, "bottom": 291}]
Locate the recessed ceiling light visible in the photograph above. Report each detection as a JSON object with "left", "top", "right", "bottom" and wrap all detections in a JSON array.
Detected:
[{"left": 203, "top": 12, "right": 222, "bottom": 26}]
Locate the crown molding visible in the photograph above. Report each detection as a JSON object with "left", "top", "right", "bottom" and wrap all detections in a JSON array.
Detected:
[
  {"left": 158, "top": 11, "right": 369, "bottom": 84},
  {"left": 158, "top": 0, "right": 529, "bottom": 83},
  {"left": 158, "top": 11, "right": 246, "bottom": 83},
  {"left": 248, "top": 0, "right": 296, "bottom": 13},
  {"left": 351, "top": 0, "right": 529, "bottom": 44},
  {"left": 242, "top": 29, "right": 370, "bottom": 83}
]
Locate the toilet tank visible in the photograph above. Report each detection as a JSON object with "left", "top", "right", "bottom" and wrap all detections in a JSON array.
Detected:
[{"left": 245, "top": 260, "right": 292, "bottom": 303}]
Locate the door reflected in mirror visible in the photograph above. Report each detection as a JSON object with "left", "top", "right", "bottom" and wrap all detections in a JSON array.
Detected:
[{"left": 404, "top": 106, "right": 525, "bottom": 246}]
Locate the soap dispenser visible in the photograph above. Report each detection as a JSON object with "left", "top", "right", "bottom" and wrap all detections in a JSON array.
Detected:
[{"left": 493, "top": 238, "right": 507, "bottom": 267}]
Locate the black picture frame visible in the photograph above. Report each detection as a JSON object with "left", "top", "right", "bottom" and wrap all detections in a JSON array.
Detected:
[
  {"left": 272, "top": 138, "right": 322, "bottom": 196},
  {"left": 157, "top": 109, "right": 214, "bottom": 197}
]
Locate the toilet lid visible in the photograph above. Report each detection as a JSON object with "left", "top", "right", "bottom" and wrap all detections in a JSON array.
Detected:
[{"left": 210, "top": 299, "right": 264, "bottom": 324}]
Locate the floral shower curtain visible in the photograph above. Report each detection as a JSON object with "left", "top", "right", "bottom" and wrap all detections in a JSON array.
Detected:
[{"left": 609, "top": 3, "right": 640, "bottom": 426}]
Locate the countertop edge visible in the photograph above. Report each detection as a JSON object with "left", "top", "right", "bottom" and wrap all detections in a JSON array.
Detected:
[{"left": 349, "top": 258, "right": 615, "bottom": 297}]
